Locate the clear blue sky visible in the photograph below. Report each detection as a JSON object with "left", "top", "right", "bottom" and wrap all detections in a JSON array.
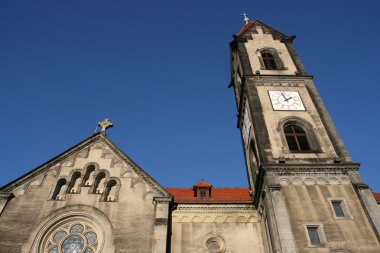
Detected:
[{"left": 1, "top": 0, "right": 379, "bottom": 192}]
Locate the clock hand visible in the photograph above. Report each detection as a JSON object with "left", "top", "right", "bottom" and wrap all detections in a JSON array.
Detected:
[
  {"left": 281, "top": 93, "right": 287, "bottom": 100},
  {"left": 284, "top": 96, "right": 293, "bottom": 102}
]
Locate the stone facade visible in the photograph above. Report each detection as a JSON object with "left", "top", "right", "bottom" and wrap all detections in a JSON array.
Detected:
[
  {"left": 171, "top": 204, "right": 265, "bottom": 253},
  {"left": 0, "top": 19, "right": 380, "bottom": 253},
  {"left": 0, "top": 134, "right": 171, "bottom": 253},
  {"left": 230, "top": 20, "right": 380, "bottom": 253}
]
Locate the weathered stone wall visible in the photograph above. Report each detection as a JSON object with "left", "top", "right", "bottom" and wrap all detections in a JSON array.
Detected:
[
  {"left": 0, "top": 138, "right": 169, "bottom": 253},
  {"left": 254, "top": 83, "right": 337, "bottom": 161},
  {"left": 170, "top": 204, "right": 266, "bottom": 253},
  {"left": 244, "top": 25, "right": 298, "bottom": 75},
  {"left": 281, "top": 183, "right": 380, "bottom": 252}
]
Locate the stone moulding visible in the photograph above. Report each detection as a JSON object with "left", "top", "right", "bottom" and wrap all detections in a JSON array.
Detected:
[
  {"left": 262, "top": 163, "right": 360, "bottom": 173},
  {"left": 0, "top": 133, "right": 170, "bottom": 198},
  {"left": 0, "top": 135, "right": 103, "bottom": 193},
  {"left": 172, "top": 204, "right": 258, "bottom": 223}
]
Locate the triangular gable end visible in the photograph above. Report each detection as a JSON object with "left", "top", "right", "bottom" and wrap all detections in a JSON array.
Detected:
[
  {"left": 0, "top": 132, "right": 170, "bottom": 198},
  {"left": 238, "top": 20, "right": 294, "bottom": 42}
]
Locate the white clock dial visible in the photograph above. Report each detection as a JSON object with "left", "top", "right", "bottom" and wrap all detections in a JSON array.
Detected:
[
  {"left": 242, "top": 106, "right": 251, "bottom": 145},
  {"left": 268, "top": 91, "right": 305, "bottom": 111}
]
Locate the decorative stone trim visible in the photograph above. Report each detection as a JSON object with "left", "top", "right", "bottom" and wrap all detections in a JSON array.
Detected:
[
  {"left": 172, "top": 204, "right": 258, "bottom": 223},
  {"left": 1, "top": 134, "right": 104, "bottom": 193},
  {"left": 1, "top": 133, "right": 170, "bottom": 198},
  {"left": 262, "top": 163, "right": 360, "bottom": 172},
  {"left": 0, "top": 192, "right": 13, "bottom": 200},
  {"left": 153, "top": 196, "right": 172, "bottom": 204}
]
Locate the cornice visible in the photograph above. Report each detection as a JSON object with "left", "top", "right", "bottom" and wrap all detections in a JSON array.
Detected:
[
  {"left": 0, "top": 192, "right": 13, "bottom": 200},
  {"left": 172, "top": 204, "right": 259, "bottom": 223},
  {"left": 153, "top": 196, "right": 172, "bottom": 204},
  {"left": 262, "top": 163, "right": 360, "bottom": 173}
]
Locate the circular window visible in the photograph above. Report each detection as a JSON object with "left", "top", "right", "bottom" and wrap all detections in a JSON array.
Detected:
[
  {"left": 203, "top": 236, "right": 226, "bottom": 253},
  {"left": 44, "top": 221, "right": 98, "bottom": 253},
  {"left": 207, "top": 239, "right": 221, "bottom": 253}
]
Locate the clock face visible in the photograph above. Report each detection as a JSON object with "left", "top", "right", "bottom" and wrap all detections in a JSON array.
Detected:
[
  {"left": 268, "top": 91, "right": 305, "bottom": 111},
  {"left": 242, "top": 106, "right": 251, "bottom": 145}
]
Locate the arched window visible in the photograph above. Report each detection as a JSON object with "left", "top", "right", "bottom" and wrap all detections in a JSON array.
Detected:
[
  {"left": 93, "top": 172, "right": 106, "bottom": 194},
  {"left": 262, "top": 52, "right": 277, "bottom": 70},
  {"left": 68, "top": 172, "right": 81, "bottom": 193},
  {"left": 82, "top": 165, "right": 96, "bottom": 186},
  {"left": 284, "top": 124, "right": 310, "bottom": 151},
  {"left": 40, "top": 219, "right": 100, "bottom": 253},
  {"left": 104, "top": 180, "right": 117, "bottom": 202},
  {"left": 52, "top": 179, "right": 67, "bottom": 200}
]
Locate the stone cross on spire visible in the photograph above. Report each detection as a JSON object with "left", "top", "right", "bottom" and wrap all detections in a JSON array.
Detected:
[
  {"left": 97, "top": 118, "right": 113, "bottom": 133},
  {"left": 240, "top": 12, "right": 250, "bottom": 24}
]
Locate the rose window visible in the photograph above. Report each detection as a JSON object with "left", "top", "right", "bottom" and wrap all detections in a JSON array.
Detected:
[{"left": 45, "top": 222, "right": 98, "bottom": 253}]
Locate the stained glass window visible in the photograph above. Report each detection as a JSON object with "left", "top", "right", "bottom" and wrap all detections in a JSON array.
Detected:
[
  {"left": 48, "top": 247, "right": 58, "bottom": 253},
  {"left": 70, "top": 224, "right": 85, "bottom": 234},
  {"left": 84, "top": 247, "right": 94, "bottom": 253},
  {"left": 53, "top": 231, "right": 67, "bottom": 244},
  {"left": 85, "top": 232, "right": 97, "bottom": 245},
  {"left": 44, "top": 222, "right": 98, "bottom": 253}
]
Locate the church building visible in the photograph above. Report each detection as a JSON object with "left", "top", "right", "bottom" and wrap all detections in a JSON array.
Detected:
[{"left": 1, "top": 19, "right": 380, "bottom": 253}]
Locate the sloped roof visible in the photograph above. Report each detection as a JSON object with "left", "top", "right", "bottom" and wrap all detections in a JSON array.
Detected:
[
  {"left": 374, "top": 192, "right": 380, "bottom": 203},
  {"left": 237, "top": 21, "right": 254, "bottom": 35},
  {"left": 194, "top": 180, "right": 212, "bottom": 188},
  {"left": 167, "top": 187, "right": 252, "bottom": 203},
  {"left": 236, "top": 20, "right": 294, "bottom": 42}
]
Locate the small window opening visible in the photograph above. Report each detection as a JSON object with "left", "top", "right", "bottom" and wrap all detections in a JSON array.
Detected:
[
  {"left": 307, "top": 226, "right": 322, "bottom": 245},
  {"left": 262, "top": 52, "right": 277, "bottom": 70},
  {"left": 52, "top": 179, "right": 67, "bottom": 200},
  {"left": 68, "top": 172, "right": 81, "bottom": 193},
  {"left": 200, "top": 191, "right": 206, "bottom": 198},
  {"left": 105, "top": 180, "right": 117, "bottom": 202},
  {"left": 332, "top": 201, "right": 345, "bottom": 217},
  {"left": 83, "top": 165, "right": 96, "bottom": 186},
  {"left": 207, "top": 240, "right": 221, "bottom": 253},
  {"left": 284, "top": 124, "right": 310, "bottom": 151},
  {"left": 93, "top": 172, "right": 106, "bottom": 194}
]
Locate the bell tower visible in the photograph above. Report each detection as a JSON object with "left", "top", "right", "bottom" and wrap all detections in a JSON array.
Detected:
[{"left": 229, "top": 19, "right": 380, "bottom": 252}]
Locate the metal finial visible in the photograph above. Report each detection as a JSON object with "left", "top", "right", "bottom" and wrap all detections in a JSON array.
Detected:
[
  {"left": 97, "top": 118, "right": 113, "bottom": 133},
  {"left": 240, "top": 12, "right": 250, "bottom": 24}
]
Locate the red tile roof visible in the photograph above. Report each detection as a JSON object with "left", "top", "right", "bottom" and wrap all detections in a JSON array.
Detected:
[
  {"left": 194, "top": 180, "right": 212, "bottom": 188},
  {"left": 238, "top": 21, "right": 254, "bottom": 35},
  {"left": 167, "top": 187, "right": 252, "bottom": 203},
  {"left": 374, "top": 192, "right": 380, "bottom": 203}
]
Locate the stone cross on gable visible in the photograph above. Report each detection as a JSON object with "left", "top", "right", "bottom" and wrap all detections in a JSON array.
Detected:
[
  {"left": 240, "top": 12, "right": 250, "bottom": 24},
  {"left": 98, "top": 118, "right": 113, "bottom": 132}
]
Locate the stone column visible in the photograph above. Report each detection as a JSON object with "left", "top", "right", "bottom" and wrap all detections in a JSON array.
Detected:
[
  {"left": 355, "top": 183, "right": 380, "bottom": 240},
  {"left": 152, "top": 196, "right": 172, "bottom": 253},
  {"left": 268, "top": 185, "right": 297, "bottom": 253},
  {"left": 0, "top": 193, "right": 12, "bottom": 216}
]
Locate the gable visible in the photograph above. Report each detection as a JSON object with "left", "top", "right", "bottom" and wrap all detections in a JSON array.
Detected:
[
  {"left": 237, "top": 20, "right": 294, "bottom": 42},
  {"left": 0, "top": 132, "right": 170, "bottom": 199}
]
